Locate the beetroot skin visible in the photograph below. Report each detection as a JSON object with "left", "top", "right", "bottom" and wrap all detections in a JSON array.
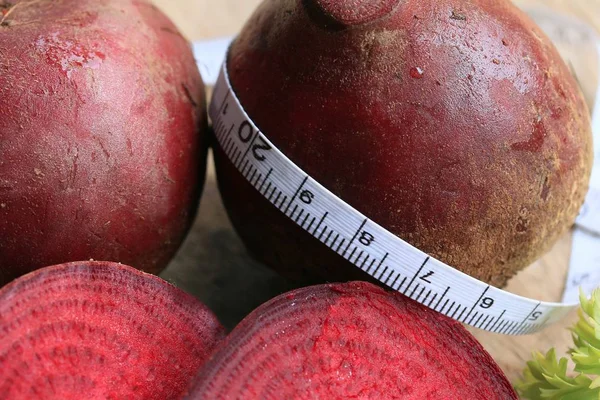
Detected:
[
  {"left": 186, "top": 282, "right": 517, "bottom": 399},
  {"left": 0, "top": 261, "right": 225, "bottom": 400},
  {"left": 0, "top": 0, "right": 207, "bottom": 285},
  {"left": 215, "top": 0, "right": 592, "bottom": 286}
]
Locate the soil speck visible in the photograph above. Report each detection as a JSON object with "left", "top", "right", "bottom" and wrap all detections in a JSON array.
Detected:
[{"left": 450, "top": 10, "right": 466, "bottom": 21}]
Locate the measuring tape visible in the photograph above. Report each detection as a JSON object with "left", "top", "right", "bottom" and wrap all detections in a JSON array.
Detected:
[
  {"left": 211, "top": 65, "right": 576, "bottom": 335},
  {"left": 202, "top": 6, "right": 600, "bottom": 335}
]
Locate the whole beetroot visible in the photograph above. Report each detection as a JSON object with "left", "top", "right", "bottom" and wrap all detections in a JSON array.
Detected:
[
  {"left": 0, "top": 0, "right": 207, "bottom": 285},
  {"left": 0, "top": 261, "right": 225, "bottom": 400},
  {"left": 186, "top": 282, "right": 517, "bottom": 399},
  {"left": 215, "top": 0, "right": 592, "bottom": 286}
]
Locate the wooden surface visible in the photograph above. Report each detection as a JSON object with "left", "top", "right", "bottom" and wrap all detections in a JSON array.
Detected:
[{"left": 153, "top": 0, "right": 600, "bottom": 384}]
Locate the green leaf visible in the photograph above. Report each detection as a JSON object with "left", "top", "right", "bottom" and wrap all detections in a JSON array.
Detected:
[
  {"left": 516, "top": 288, "right": 600, "bottom": 400},
  {"left": 516, "top": 349, "right": 595, "bottom": 399}
]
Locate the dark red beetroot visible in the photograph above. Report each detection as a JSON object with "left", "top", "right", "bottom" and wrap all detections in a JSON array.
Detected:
[
  {"left": 186, "top": 282, "right": 517, "bottom": 399},
  {"left": 0, "top": 261, "right": 225, "bottom": 400},
  {"left": 0, "top": 0, "right": 207, "bottom": 285},
  {"left": 215, "top": 0, "right": 592, "bottom": 286}
]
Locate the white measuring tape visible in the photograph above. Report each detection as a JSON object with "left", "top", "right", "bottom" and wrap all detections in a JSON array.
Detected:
[{"left": 200, "top": 6, "right": 600, "bottom": 335}]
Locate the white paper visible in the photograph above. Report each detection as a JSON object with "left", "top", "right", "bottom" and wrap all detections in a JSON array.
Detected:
[
  {"left": 564, "top": 228, "right": 600, "bottom": 302},
  {"left": 193, "top": 37, "right": 234, "bottom": 87}
]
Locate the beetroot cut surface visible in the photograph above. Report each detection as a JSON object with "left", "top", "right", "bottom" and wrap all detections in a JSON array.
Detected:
[
  {"left": 186, "top": 282, "right": 517, "bottom": 399},
  {"left": 0, "top": 261, "right": 225, "bottom": 400}
]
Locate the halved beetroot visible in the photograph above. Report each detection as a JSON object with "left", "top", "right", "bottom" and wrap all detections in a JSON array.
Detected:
[
  {"left": 0, "top": 261, "right": 225, "bottom": 400},
  {"left": 186, "top": 282, "right": 517, "bottom": 399}
]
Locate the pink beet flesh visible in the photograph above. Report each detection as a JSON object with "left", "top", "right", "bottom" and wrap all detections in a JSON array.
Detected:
[
  {"left": 0, "top": 261, "right": 225, "bottom": 400},
  {"left": 187, "top": 282, "right": 517, "bottom": 399}
]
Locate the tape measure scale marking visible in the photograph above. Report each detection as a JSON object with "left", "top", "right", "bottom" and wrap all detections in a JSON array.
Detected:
[{"left": 209, "top": 62, "right": 580, "bottom": 335}]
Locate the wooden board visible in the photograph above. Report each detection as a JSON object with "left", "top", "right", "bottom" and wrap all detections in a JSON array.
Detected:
[{"left": 153, "top": 0, "right": 600, "bottom": 383}]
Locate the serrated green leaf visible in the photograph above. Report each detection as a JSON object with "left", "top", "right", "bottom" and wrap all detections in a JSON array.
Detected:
[{"left": 516, "top": 288, "right": 600, "bottom": 400}]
